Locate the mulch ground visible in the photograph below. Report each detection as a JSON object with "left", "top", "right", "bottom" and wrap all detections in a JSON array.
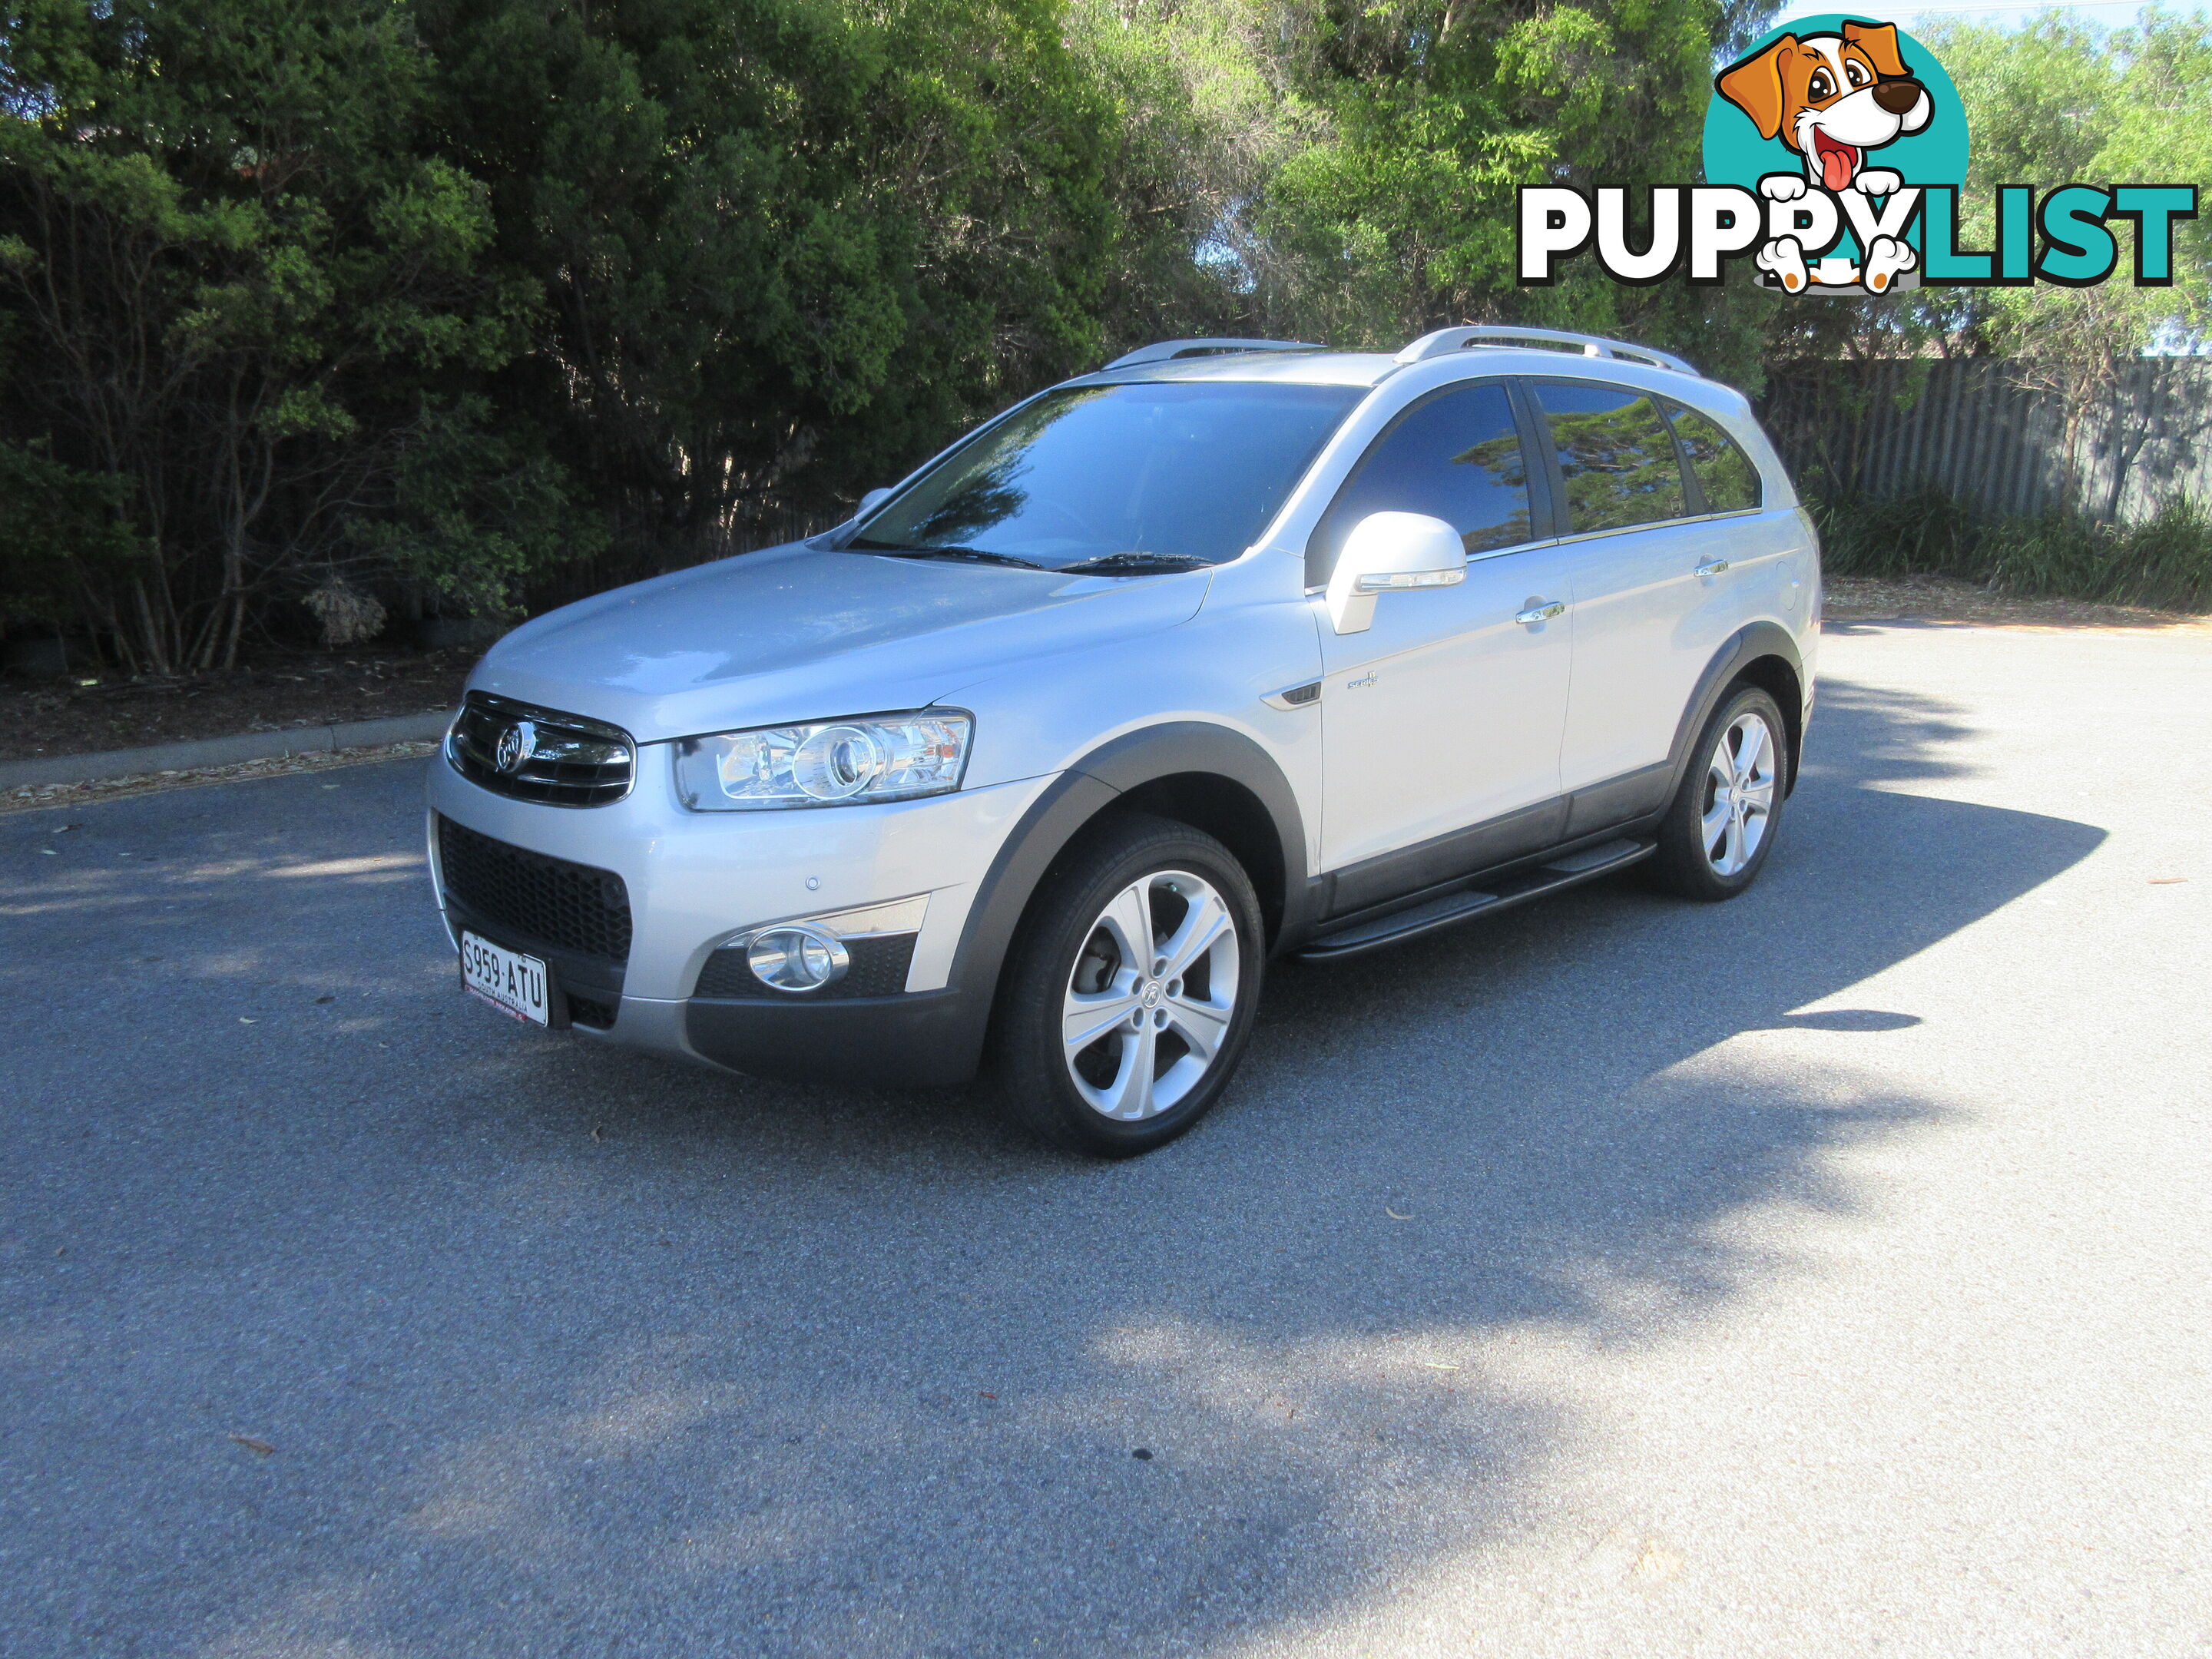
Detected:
[
  {"left": 0, "top": 647, "right": 475, "bottom": 765},
  {"left": 1823, "top": 575, "right": 2212, "bottom": 633},
  {"left": 2, "top": 740, "right": 442, "bottom": 816}
]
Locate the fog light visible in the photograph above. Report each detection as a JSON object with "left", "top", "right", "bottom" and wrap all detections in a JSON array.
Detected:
[{"left": 746, "top": 925, "right": 849, "bottom": 992}]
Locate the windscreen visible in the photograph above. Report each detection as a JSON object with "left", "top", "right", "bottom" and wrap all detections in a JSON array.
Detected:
[{"left": 850, "top": 382, "right": 1366, "bottom": 571}]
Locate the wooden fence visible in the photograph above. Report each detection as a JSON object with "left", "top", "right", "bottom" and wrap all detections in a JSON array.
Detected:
[{"left": 1756, "top": 356, "right": 2212, "bottom": 524}]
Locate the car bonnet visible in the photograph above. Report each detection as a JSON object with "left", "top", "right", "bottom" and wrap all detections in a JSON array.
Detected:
[{"left": 467, "top": 541, "right": 1212, "bottom": 745}]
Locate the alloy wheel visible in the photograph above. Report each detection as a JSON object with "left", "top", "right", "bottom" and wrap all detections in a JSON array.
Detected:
[
  {"left": 1060, "top": 869, "right": 1241, "bottom": 1121},
  {"left": 1700, "top": 710, "right": 1779, "bottom": 877}
]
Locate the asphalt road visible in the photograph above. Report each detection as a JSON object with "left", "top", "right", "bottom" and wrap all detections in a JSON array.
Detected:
[{"left": 5, "top": 621, "right": 2207, "bottom": 1658}]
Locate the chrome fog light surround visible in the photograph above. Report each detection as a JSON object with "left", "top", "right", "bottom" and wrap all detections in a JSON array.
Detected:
[
  {"left": 716, "top": 895, "right": 931, "bottom": 995},
  {"left": 745, "top": 926, "right": 850, "bottom": 992}
]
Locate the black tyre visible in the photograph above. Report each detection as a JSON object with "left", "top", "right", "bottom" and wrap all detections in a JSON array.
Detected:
[
  {"left": 1644, "top": 683, "right": 1789, "bottom": 901},
  {"left": 992, "top": 813, "right": 1264, "bottom": 1157}
]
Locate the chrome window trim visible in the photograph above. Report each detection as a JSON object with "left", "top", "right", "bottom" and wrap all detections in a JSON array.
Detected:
[
  {"left": 1297, "top": 508, "right": 1770, "bottom": 593},
  {"left": 1541, "top": 508, "right": 1767, "bottom": 548}
]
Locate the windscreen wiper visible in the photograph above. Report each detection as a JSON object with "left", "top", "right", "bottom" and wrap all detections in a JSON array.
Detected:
[
  {"left": 853, "top": 544, "right": 1045, "bottom": 570},
  {"left": 1058, "top": 551, "right": 1211, "bottom": 576}
]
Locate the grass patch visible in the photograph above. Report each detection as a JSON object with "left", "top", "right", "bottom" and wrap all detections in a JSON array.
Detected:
[{"left": 1811, "top": 487, "right": 2212, "bottom": 614}]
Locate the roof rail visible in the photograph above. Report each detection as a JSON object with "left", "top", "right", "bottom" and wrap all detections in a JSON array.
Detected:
[
  {"left": 1101, "top": 337, "right": 1326, "bottom": 371},
  {"left": 1395, "top": 325, "right": 1697, "bottom": 378}
]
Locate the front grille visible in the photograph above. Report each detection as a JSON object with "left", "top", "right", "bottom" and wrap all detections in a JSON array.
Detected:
[
  {"left": 447, "top": 691, "right": 634, "bottom": 807},
  {"left": 437, "top": 816, "right": 633, "bottom": 965},
  {"left": 694, "top": 932, "right": 916, "bottom": 999}
]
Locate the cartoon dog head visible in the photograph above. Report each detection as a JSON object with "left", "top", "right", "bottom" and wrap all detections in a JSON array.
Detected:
[{"left": 1717, "top": 21, "right": 1932, "bottom": 193}]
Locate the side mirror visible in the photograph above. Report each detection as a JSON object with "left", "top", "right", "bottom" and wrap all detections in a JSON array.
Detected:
[
  {"left": 1326, "top": 512, "right": 1465, "bottom": 634},
  {"left": 856, "top": 487, "right": 893, "bottom": 518}
]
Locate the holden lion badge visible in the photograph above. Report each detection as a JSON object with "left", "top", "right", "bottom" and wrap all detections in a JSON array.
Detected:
[{"left": 494, "top": 720, "right": 538, "bottom": 774}]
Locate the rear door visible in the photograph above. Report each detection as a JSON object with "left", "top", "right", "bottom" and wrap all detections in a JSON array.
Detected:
[
  {"left": 1532, "top": 379, "right": 1765, "bottom": 796},
  {"left": 1312, "top": 379, "right": 1575, "bottom": 880}
]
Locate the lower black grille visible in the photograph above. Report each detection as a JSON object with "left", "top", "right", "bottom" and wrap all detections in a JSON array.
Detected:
[
  {"left": 694, "top": 932, "right": 916, "bottom": 999},
  {"left": 567, "top": 995, "right": 618, "bottom": 1030},
  {"left": 437, "top": 816, "right": 633, "bottom": 965}
]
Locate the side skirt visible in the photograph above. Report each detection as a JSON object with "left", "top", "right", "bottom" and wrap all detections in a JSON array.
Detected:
[{"left": 1290, "top": 836, "right": 1654, "bottom": 963}]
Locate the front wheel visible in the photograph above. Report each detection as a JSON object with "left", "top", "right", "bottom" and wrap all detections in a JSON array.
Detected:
[
  {"left": 992, "top": 814, "right": 1263, "bottom": 1157},
  {"left": 1644, "top": 684, "right": 1788, "bottom": 900}
]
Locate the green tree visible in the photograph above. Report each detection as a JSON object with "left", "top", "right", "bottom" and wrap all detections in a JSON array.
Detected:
[
  {"left": 1065, "top": 0, "right": 1782, "bottom": 385},
  {"left": 0, "top": 438, "right": 148, "bottom": 624},
  {"left": 1928, "top": 12, "right": 2210, "bottom": 512},
  {"left": 1062, "top": 0, "right": 1324, "bottom": 349},
  {"left": 420, "top": 0, "right": 1121, "bottom": 561},
  {"left": 0, "top": 0, "right": 586, "bottom": 668}
]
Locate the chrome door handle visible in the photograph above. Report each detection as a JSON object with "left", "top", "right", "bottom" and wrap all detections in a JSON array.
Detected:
[
  {"left": 1694, "top": 558, "right": 1730, "bottom": 578},
  {"left": 1514, "top": 601, "right": 1566, "bottom": 626}
]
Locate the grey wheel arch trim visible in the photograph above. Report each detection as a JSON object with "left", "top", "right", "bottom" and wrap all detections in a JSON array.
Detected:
[
  {"left": 1068, "top": 722, "right": 1311, "bottom": 935},
  {"left": 930, "top": 723, "right": 1310, "bottom": 1084},
  {"left": 1663, "top": 624, "right": 1809, "bottom": 806}
]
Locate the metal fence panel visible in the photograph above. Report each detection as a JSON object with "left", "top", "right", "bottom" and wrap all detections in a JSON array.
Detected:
[{"left": 1756, "top": 358, "right": 2212, "bottom": 522}]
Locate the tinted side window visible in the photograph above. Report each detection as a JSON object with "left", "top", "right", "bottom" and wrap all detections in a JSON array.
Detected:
[
  {"left": 1310, "top": 382, "right": 1533, "bottom": 583},
  {"left": 1534, "top": 381, "right": 1687, "bottom": 534},
  {"left": 1665, "top": 402, "right": 1762, "bottom": 513}
]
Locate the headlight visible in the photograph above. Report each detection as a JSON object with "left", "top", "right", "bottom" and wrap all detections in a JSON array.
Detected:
[{"left": 674, "top": 710, "right": 972, "bottom": 810}]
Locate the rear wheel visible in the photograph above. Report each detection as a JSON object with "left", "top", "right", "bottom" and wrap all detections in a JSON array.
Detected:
[
  {"left": 992, "top": 814, "right": 1263, "bottom": 1156},
  {"left": 1645, "top": 684, "right": 1787, "bottom": 900}
]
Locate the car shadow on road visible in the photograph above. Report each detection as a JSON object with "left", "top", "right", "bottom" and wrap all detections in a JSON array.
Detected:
[{"left": 0, "top": 677, "right": 2105, "bottom": 1657}]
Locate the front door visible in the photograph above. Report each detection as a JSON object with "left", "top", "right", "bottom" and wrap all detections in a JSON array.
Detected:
[{"left": 1313, "top": 380, "right": 1574, "bottom": 882}]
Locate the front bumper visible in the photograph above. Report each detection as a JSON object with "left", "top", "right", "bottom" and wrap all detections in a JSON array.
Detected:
[{"left": 426, "top": 740, "right": 1055, "bottom": 1084}]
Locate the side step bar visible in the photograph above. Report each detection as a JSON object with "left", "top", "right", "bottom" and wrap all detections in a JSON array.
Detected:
[{"left": 1290, "top": 838, "right": 1655, "bottom": 964}]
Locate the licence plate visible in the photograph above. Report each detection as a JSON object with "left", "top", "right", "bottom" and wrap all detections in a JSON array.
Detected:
[{"left": 459, "top": 931, "right": 551, "bottom": 1026}]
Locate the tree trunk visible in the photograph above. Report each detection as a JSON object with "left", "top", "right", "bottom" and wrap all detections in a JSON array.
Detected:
[{"left": 131, "top": 577, "right": 170, "bottom": 676}]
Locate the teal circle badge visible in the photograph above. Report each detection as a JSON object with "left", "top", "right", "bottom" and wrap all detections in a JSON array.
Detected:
[{"left": 1704, "top": 15, "right": 1969, "bottom": 291}]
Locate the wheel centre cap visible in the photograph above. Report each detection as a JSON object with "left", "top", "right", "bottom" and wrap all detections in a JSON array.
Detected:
[{"left": 1141, "top": 980, "right": 1163, "bottom": 1008}]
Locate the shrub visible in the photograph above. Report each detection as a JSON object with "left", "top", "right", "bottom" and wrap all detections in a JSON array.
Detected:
[
  {"left": 1809, "top": 486, "right": 1981, "bottom": 581},
  {"left": 1811, "top": 488, "right": 2212, "bottom": 613}
]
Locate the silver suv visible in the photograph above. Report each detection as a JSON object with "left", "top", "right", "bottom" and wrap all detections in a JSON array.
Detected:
[{"left": 429, "top": 326, "right": 1820, "bottom": 1154}]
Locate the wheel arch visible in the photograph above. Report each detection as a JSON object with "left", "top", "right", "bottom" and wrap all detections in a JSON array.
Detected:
[
  {"left": 1730, "top": 651, "right": 1806, "bottom": 794},
  {"left": 1664, "top": 623, "right": 1809, "bottom": 803},
  {"left": 1071, "top": 724, "right": 1306, "bottom": 939},
  {"left": 1109, "top": 773, "right": 1290, "bottom": 942},
  {"left": 934, "top": 723, "right": 1309, "bottom": 1075}
]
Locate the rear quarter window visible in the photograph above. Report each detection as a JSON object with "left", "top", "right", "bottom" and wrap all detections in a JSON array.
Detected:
[{"left": 1665, "top": 403, "right": 1763, "bottom": 513}]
